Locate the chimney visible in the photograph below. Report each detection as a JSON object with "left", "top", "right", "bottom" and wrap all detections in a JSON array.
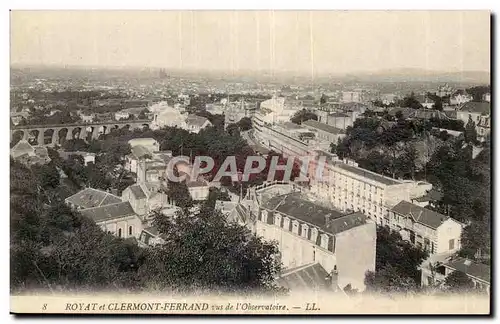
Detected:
[
  {"left": 139, "top": 159, "right": 147, "bottom": 184},
  {"left": 324, "top": 213, "right": 331, "bottom": 227}
]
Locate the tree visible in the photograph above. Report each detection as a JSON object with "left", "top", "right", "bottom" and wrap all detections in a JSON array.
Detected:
[
  {"left": 459, "top": 220, "right": 490, "bottom": 261},
  {"left": 143, "top": 208, "right": 283, "bottom": 293},
  {"left": 400, "top": 92, "right": 423, "bottom": 109},
  {"left": 365, "top": 265, "right": 418, "bottom": 294},
  {"left": 35, "top": 163, "right": 61, "bottom": 189},
  {"left": 138, "top": 109, "right": 148, "bottom": 120},
  {"left": 290, "top": 109, "right": 318, "bottom": 125},
  {"left": 204, "top": 187, "right": 231, "bottom": 210},
  {"left": 329, "top": 142, "right": 337, "bottom": 154},
  {"left": 464, "top": 116, "right": 478, "bottom": 144},
  {"left": 426, "top": 92, "right": 444, "bottom": 111},
  {"left": 466, "top": 86, "right": 490, "bottom": 102},
  {"left": 226, "top": 123, "right": 240, "bottom": 137},
  {"left": 365, "top": 226, "right": 428, "bottom": 293},
  {"left": 166, "top": 179, "right": 194, "bottom": 210},
  {"left": 319, "top": 94, "right": 328, "bottom": 105},
  {"left": 444, "top": 270, "right": 474, "bottom": 292},
  {"left": 237, "top": 117, "right": 252, "bottom": 131}
]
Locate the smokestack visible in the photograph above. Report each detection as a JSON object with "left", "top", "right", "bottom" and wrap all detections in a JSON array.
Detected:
[
  {"left": 324, "top": 213, "right": 331, "bottom": 227},
  {"left": 139, "top": 159, "right": 147, "bottom": 184}
]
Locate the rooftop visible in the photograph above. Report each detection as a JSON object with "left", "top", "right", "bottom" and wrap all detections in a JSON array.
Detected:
[
  {"left": 11, "top": 140, "right": 34, "bottom": 155},
  {"left": 281, "top": 121, "right": 305, "bottom": 130},
  {"left": 130, "top": 145, "right": 153, "bottom": 160},
  {"left": 128, "top": 138, "right": 158, "bottom": 148},
  {"left": 391, "top": 200, "right": 450, "bottom": 229},
  {"left": 277, "top": 263, "right": 332, "bottom": 291},
  {"left": 302, "top": 120, "right": 345, "bottom": 135},
  {"left": 262, "top": 193, "right": 367, "bottom": 235},
  {"left": 333, "top": 161, "right": 401, "bottom": 186},
  {"left": 80, "top": 201, "right": 136, "bottom": 223},
  {"left": 328, "top": 112, "right": 350, "bottom": 118},
  {"left": 444, "top": 257, "right": 490, "bottom": 283},
  {"left": 459, "top": 102, "right": 491, "bottom": 115},
  {"left": 65, "top": 187, "right": 122, "bottom": 209},
  {"left": 128, "top": 184, "right": 147, "bottom": 199},
  {"left": 185, "top": 114, "right": 210, "bottom": 128}
]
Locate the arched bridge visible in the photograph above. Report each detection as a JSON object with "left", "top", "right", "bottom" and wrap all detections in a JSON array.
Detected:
[{"left": 11, "top": 119, "right": 152, "bottom": 146}]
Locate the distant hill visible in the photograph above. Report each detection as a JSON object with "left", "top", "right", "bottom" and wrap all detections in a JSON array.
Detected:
[
  {"left": 336, "top": 68, "right": 490, "bottom": 84},
  {"left": 10, "top": 65, "right": 491, "bottom": 86}
]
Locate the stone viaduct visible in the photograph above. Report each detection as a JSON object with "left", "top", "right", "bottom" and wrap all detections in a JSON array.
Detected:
[{"left": 11, "top": 119, "right": 152, "bottom": 146}]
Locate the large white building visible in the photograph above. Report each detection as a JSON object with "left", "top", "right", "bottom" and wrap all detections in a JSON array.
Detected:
[
  {"left": 308, "top": 151, "right": 433, "bottom": 225},
  {"left": 254, "top": 191, "right": 376, "bottom": 292}
]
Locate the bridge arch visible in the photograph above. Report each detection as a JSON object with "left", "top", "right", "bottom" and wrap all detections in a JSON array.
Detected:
[
  {"left": 72, "top": 127, "right": 82, "bottom": 140},
  {"left": 43, "top": 129, "right": 54, "bottom": 145},
  {"left": 28, "top": 130, "right": 40, "bottom": 146},
  {"left": 58, "top": 128, "right": 68, "bottom": 145}
]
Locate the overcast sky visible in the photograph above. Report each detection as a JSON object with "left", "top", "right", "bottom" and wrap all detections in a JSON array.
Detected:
[{"left": 10, "top": 11, "right": 490, "bottom": 75}]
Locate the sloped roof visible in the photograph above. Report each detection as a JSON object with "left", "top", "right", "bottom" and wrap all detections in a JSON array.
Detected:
[
  {"left": 391, "top": 200, "right": 449, "bottom": 229},
  {"left": 141, "top": 226, "right": 168, "bottom": 243},
  {"left": 227, "top": 203, "right": 250, "bottom": 224},
  {"left": 81, "top": 201, "right": 136, "bottom": 223},
  {"left": 128, "top": 184, "right": 147, "bottom": 199},
  {"left": 130, "top": 145, "right": 153, "bottom": 159},
  {"left": 185, "top": 114, "right": 210, "bottom": 128},
  {"left": 334, "top": 162, "right": 401, "bottom": 186},
  {"left": 444, "top": 257, "right": 490, "bottom": 283},
  {"left": 328, "top": 212, "right": 368, "bottom": 235},
  {"left": 459, "top": 102, "right": 490, "bottom": 115},
  {"left": 262, "top": 193, "right": 366, "bottom": 235},
  {"left": 65, "top": 188, "right": 122, "bottom": 209},
  {"left": 11, "top": 140, "right": 34, "bottom": 156},
  {"left": 128, "top": 138, "right": 158, "bottom": 148},
  {"left": 409, "top": 109, "right": 451, "bottom": 120},
  {"left": 302, "top": 120, "right": 345, "bottom": 135},
  {"left": 277, "top": 263, "right": 331, "bottom": 290}
]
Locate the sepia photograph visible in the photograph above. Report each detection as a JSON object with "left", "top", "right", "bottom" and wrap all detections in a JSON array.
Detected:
[{"left": 9, "top": 9, "right": 491, "bottom": 315}]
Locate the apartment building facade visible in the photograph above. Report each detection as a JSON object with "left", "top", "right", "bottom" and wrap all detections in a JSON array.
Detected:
[
  {"left": 387, "top": 200, "right": 463, "bottom": 255},
  {"left": 255, "top": 192, "right": 376, "bottom": 292},
  {"left": 308, "top": 151, "right": 432, "bottom": 225}
]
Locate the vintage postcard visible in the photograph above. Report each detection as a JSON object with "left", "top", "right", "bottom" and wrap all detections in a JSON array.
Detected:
[{"left": 9, "top": 10, "right": 491, "bottom": 315}]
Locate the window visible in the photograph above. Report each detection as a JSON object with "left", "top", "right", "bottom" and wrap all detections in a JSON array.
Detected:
[
  {"left": 118, "top": 228, "right": 122, "bottom": 238},
  {"left": 302, "top": 225, "right": 309, "bottom": 238},
  {"left": 129, "top": 226, "right": 133, "bottom": 236},
  {"left": 449, "top": 239, "right": 455, "bottom": 250},
  {"left": 320, "top": 234, "right": 329, "bottom": 249}
]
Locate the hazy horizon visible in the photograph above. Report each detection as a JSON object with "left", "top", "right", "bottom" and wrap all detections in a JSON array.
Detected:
[{"left": 11, "top": 11, "right": 491, "bottom": 76}]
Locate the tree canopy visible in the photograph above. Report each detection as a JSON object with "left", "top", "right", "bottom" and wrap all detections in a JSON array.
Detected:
[
  {"left": 290, "top": 109, "right": 318, "bottom": 125},
  {"left": 10, "top": 157, "right": 285, "bottom": 295},
  {"left": 364, "top": 226, "right": 428, "bottom": 294}
]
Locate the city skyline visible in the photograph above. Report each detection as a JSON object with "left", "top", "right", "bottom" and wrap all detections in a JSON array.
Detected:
[{"left": 11, "top": 11, "right": 490, "bottom": 76}]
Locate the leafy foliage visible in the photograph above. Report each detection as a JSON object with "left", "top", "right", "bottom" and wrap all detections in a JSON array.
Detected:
[
  {"left": 364, "top": 226, "right": 428, "bottom": 294},
  {"left": 444, "top": 270, "right": 475, "bottom": 292},
  {"left": 10, "top": 157, "right": 284, "bottom": 295},
  {"left": 290, "top": 109, "right": 318, "bottom": 125},
  {"left": 144, "top": 209, "right": 283, "bottom": 293}
]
